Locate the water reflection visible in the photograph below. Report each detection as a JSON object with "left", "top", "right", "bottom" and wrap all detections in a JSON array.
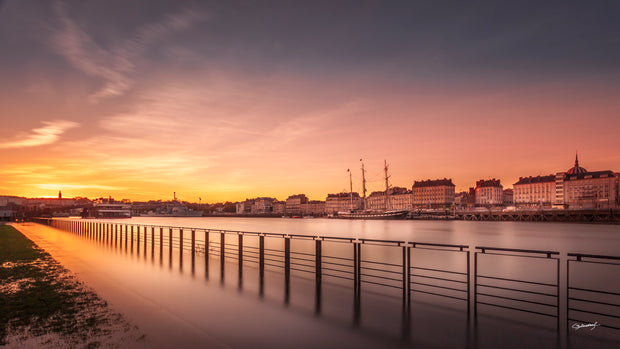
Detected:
[{"left": 30, "top": 219, "right": 620, "bottom": 349}]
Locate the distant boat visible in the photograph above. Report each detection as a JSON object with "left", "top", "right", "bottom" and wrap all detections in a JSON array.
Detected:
[
  {"left": 335, "top": 159, "right": 408, "bottom": 220},
  {"left": 83, "top": 202, "right": 131, "bottom": 219},
  {"left": 336, "top": 209, "right": 408, "bottom": 219}
]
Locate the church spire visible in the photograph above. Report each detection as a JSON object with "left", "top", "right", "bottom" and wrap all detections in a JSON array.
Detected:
[
  {"left": 567, "top": 151, "right": 587, "bottom": 175},
  {"left": 575, "top": 151, "right": 579, "bottom": 167}
]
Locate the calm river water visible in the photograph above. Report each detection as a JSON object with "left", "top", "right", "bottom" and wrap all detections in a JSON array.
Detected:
[
  {"left": 123, "top": 216, "right": 620, "bottom": 255},
  {"left": 17, "top": 218, "right": 620, "bottom": 348}
]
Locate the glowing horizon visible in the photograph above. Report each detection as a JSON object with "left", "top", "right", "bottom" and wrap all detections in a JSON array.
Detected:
[{"left": 1, "top": 1, "right": 619, "bottom": 203}]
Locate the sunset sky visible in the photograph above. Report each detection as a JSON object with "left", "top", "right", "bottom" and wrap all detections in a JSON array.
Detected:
[{"left": 1, "top": 1, "right": 619, "bottom": 202}]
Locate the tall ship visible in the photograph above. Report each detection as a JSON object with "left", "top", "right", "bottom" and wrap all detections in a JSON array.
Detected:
[
  {"left": 82, "top": 199, "right": 131, "bottom": 219},
  {"left": 336, "top": 160, "right": 409, "bottom": 219}
]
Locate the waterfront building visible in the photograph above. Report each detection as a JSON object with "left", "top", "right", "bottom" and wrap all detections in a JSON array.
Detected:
[
  {"left": 503, "top": 189, "right": 514, "bottom": 206},
  {"left": 273, "top": 201, "right": 286, "bottom": 215},
  {"left": 252, "top": 197, "right": 277, "bottom": 214},
  {"left": 412, "top": 179, "right": 455, "bottom": 208},
  {"left": 365, "top": 187, "right": 411, "bottom": 211},
  {"left": 25, "top": 197, "right": 77, "bottom": 207},
  {"left": 0, "top": 196, "right": 26, "bottom": 206},
  {"left": 236, "top": 197, "right": 279, "bottom": 214},
  {"left": 236, "top": 199, "right": 254, "bottom": 214},
  {"left": 475, "top": 179, "right": 503, "bottom": 206},
  {"left": 301, "top": 200, "right": 326, "bottom": 216},
  {"left": 285, "top": 194, "right": 309, "bottom": 215},
  {"left": 325, "top": 192, "right": 361, "bottom": 214},
  {"left": 390, "top": 187, "right": 413, "bottom": 210},
  {"left": 513, "top": 175, "right": 555, "bottom": 207},
  {"left": 366, "top": 191, "right": 387, "bottom": 211},
  {"left": 553, "top": 155, "right": 619, "bottom": 209}
]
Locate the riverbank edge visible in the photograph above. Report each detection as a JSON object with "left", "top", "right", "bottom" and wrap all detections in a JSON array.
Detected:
[{"left": 0, "top": 223, "right": 142, "bottom": 347}]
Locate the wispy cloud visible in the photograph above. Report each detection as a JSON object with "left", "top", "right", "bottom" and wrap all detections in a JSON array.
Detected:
[
  {"left": 0, "top": 120, "right": 78, "bottom": 149},
  {"left": 52, "top": 3, "right": 207, "bottom": 102}
]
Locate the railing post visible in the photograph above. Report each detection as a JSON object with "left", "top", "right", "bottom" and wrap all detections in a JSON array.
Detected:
[
  {"left": 169, "top": 228, "right": 173, "bottom": 259},
  {"left": 191, "top": 229, "right": 196, "bottom": 273},
  {"left": 467, "top": 250, "right": 471, "bottom": 317},
  {"left": 354, "top": 242, "right": 361, "bottom": 324},
  {"left": 151, "top": 227, "right": 155, "bottom": 257},
  {"left": 259, "top": 234, "right": 264, "bottom": 294},
  {"left": 473, "top": 251, "right": 478, "bottom": 319},
  {"left": 159, "top": 227, "right": 163, "bottom": 259},
  {"left": 315, "top": 238, "right": 322, "bottom": 315},
  {"left": 131, "top": 225, "right": 134, "bottom": 252},
  {"left": 205, "top": 230, "right": 210, "bottom": 279},
  {"left": 238, "top": 233, "right": 243, "bottom": 289},
  {"left": 221, "top": 232, "right": 226, "bottom": 283},
  {"left": 402, "top": 245, "right": 408, "bottom": 306},
  {"left": 179, "top": 229, "right": 184, "bottom": 269},
  {"left": 143, "top": 226, "right": 147, "bottom": 257},
  {"left": 556, "top": 257, "right": 560, "bottom": 332},
  {"left": 566, "top": 259, "right": 570, "bottom": 334},
  {"left": 191, "top": 229, "right": 196, "bottom": 260},
  {"left": 284, "top": 236, "right": 291, "bottom": 305}
]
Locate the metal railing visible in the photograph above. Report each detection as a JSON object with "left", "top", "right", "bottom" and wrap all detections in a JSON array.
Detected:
[
  {"left": 31, "top": 218, "right": 620, "bottom": 339},
  {"left": 474, "top": 246, "right": 560, "bottom": 330},
  {"left": 409, "top": 242, "right": 470, "bottom": 311},
  {"left": 567, "top": 253, "right": 620, "bottom": 332}
]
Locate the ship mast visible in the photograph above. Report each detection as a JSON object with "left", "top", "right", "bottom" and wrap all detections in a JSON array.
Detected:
[
  {"left": 348, "top": 168, "right": 353, "bottom": 210},
  {"left": 360, "top": 159, "right": 367, "bottom": 210},
  {"left": 384, "top": 160, "right": 391, "bottom": 211}
]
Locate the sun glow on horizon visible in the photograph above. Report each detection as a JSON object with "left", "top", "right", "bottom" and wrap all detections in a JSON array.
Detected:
[{"left": 1, "top": 1, "right": 619, "bottom": 203}]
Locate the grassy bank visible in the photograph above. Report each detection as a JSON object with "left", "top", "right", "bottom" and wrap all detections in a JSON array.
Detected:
[{"left": 0, "top": 224, "right": 141, "bottom": 347}]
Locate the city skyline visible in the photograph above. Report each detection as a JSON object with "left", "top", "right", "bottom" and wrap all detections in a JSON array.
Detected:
[{"left": 1, "top": 1, "right": 619, "bottom": 202}]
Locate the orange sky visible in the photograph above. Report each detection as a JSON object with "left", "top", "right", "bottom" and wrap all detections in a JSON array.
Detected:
[{"left": 1, "top": 1, "right": 619, "bottom": 202}]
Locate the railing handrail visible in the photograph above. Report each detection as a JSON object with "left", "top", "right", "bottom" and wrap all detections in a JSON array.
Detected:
[
  {"left": 567, "top": 252, "right": 620, "bottom": 261},
  {"left": 36, "top": 218, "right": 620, "bottom": 261},
  {"left": 411, "top": 242, "right": 468, "bottom": 250},
  {"left": 476, "top": 246, "right": 559, "bottom": 256}
]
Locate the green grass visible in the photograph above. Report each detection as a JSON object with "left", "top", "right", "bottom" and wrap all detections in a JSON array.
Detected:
[{"left": 0, "top": 225, "right": 135, "bottom": 346}]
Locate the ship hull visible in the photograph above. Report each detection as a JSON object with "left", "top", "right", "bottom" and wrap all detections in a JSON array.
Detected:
[{"left": 335, "top": 210, "right": 409, "bottom": 220}]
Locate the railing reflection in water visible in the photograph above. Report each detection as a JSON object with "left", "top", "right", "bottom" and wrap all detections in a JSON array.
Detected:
[{"left": 35, "top": 218, "right": 620, "bottom": 347}]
